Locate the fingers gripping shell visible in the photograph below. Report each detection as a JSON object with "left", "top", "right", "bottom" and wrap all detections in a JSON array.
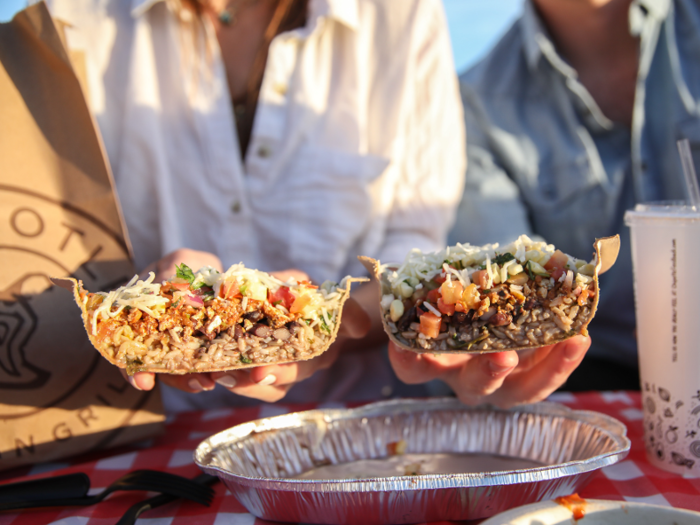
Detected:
[
  {"left": 53, "top": 271, "right": 367, "bottom": 375},
  {"left": 359, "top": 235, "right": 619, "bottom": 354}
]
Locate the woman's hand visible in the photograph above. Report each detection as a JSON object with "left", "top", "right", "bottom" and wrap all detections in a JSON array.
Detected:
[
  {"left": 388, "top": 335, "right": 590, "bottom": 408},
  {"left": 208, "top": 291, "right": 371, "bottom": 403},
  {"left": 123, "top": 262, "right": 372, "bottom": 402},
  {"left": 139, "top": 248, "right": 224, "bottom": 283},
  {"left": 125, "top": 248, "right": 224, "bottom": 393}
]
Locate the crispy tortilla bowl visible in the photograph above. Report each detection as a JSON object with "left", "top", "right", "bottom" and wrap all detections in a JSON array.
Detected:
[
  {"left": 360, "top": 235, "right": 619, "bottom": 354},
  {"left": 54, "top": 265, "right": 367, "bottom": 375}
]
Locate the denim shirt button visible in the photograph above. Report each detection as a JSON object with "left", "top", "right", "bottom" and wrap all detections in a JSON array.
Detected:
[{"left": 257, "top": 145, "right": 272, "bottom": 159}]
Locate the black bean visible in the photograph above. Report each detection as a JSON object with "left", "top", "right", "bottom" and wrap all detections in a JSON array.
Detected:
[
  {"left": 397, "top": 306, "right": 417, "bottom": 332},
  {"left": 273, "top": 327, "right": 291, "bottom": 341},
  {"left": 464, "top": 309, "right": 476, "bottom": 323},
  {"left": 512, "top": 304, "right": 522, "bottom": 320},
  {"left": 252, "top": 323, "right": 272, "bottom": 338},
  {"left": 243, "top": 310, "right": 264, "bottom": 322},
  {"left": 234, "top": 324, "right": 244, "bottom": 338},
  {"left": 287, "top": 321, "right": 301, "bottom": 335},
  {"left": 489, "top": 311, "right": 512, "bottom": 327},
  {"left": 453, "top": 311, "right": 467, "bottom": 324}
]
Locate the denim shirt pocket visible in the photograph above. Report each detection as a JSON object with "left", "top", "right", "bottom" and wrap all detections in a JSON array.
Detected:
[
  {"left": 522, "top": 154, "right": 614, "bottom": 256},
  {"left": 283, "top": 145, "right": 389, "bottom": 282}
]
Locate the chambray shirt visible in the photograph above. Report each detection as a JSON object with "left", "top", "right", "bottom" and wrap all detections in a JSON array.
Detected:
[{"left": 449, "top": 0, "right": 700, "bottom": 367}]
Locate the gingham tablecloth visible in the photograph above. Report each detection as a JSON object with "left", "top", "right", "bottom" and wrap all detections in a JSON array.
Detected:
[{"left": 1, "top": 392, "right": 700, "bottom": 525}]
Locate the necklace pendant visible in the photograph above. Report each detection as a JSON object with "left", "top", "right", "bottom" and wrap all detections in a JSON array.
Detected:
[{"left": 219, "top": 8, "right": 234, "bottom": 26}]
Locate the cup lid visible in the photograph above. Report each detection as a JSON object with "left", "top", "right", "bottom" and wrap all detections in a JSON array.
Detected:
[{"left": 624, "top": 202, "right": 700, "bottom": 225}]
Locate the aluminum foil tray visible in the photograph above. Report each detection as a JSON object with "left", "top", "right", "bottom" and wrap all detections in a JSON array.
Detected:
[{"left": 194, "top": 398, "right": 629, "bottom": 524}]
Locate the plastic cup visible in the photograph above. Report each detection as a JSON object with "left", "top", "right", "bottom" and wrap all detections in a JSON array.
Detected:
[{"left": 625, "top": 202, "right": 700, "bottom": 476}]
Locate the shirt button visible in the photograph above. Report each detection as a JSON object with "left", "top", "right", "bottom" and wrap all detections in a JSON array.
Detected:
[
  {"left": 257, "top": 145, "right": 272, "bottom": 158},
  {"left": 231, "top": 201, "right": 241, "bottom": 213},
  {"left": 273, "top": 82, "right": 288, "bottom": 96}
]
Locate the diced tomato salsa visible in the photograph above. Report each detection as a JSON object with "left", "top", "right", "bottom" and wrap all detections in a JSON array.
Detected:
[
  {"left": 419, "top": 311, "right": 441, "bottom": 338},
  {"left": 268, "top": 286, "right": 295, "bottom": 310}
]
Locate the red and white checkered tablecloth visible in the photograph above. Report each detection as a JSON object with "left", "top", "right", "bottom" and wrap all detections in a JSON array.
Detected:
[{"left": 1, "top": 392, "right": 700, "bottom": 525}]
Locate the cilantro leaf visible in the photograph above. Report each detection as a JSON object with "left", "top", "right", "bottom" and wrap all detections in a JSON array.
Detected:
[
  {"left": 493, "top": 253, "right": 515, "bottom": 266},
  {"left": 176, "top": 263, "right": 196, "bottom": 284},
  {"left": 525, "top": 260, "right": 536, "bottom": 280},
  {"left": 320, "top": 320, "right": 331, "bottom": 334}
]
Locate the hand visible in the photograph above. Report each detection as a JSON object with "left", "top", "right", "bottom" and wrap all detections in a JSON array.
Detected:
[
  {"left": 139, "top": 248, "right": 224, "bottom": 283},
  {"left": 123, "top": 265, "right": 372, "bottom": 403},
  {"left": 125, "top": 249, "right": 224, "bottom": 393},
  {"left": 208, "top": 293, "right": 371, "bottom": 403},
  {"left": 388, "top": 335, "right": 590, "bottom": 408}
]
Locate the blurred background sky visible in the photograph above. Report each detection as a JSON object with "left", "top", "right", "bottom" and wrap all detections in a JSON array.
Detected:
[{"left": 0, "top": 0, "right": 522, "bottom": 74}]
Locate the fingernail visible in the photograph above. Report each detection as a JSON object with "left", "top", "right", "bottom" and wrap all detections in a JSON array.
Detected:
[
  {"left": 188, "top": 378, "right": 204, "bottom": 392},
  {"left": 257, "top": 374, "right": 276, "bottom": 386},
  {"left": 128, "top": 376, "right": 142, "bottom": 391},
  {"left": 215, "top": 375, "right": 237, "bottom": 389}
]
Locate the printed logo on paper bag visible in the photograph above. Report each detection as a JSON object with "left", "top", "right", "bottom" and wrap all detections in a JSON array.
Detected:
[{"left": 0, "top": 186, "right": 156, "bottom": 462}]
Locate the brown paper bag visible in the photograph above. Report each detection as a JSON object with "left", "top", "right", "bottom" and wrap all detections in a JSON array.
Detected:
[{"left": 0, "top": 2, "right": 164, "bottom": 471}]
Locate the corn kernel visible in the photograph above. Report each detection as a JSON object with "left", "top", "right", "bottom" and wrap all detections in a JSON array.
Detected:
[{"left": 390, "top": 299, "right": 404, "bottom": 322}]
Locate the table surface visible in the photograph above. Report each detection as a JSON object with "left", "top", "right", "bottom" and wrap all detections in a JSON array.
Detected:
[{"left": 2, "top": 391, "right": 700, "bottom": 525}]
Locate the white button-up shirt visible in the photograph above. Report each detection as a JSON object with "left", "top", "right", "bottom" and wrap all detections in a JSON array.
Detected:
[{"left": 47, "top": 0, "right": 465, "bottom": 287}]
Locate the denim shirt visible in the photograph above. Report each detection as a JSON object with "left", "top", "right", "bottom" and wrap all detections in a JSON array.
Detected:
[{"left": 449, "top": 0, "right": 700, "bottom": 367}]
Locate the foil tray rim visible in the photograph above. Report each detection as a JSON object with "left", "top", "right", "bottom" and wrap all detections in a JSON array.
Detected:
[{"left": 194, "top": 397, "right": 630, "bottom": 493}]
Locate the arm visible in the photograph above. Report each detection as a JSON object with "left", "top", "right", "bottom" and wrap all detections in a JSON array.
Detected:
[
  {"left": 387, "top": 40, "right": 589, "bottom": 406},
  {"left": 377, "top": 0, "right": 466, "bottom": 263}
]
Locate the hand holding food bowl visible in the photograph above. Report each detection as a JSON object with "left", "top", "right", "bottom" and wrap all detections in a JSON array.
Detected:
[{"left": 363, "top": 234, "right": 619, "bottom": 407}]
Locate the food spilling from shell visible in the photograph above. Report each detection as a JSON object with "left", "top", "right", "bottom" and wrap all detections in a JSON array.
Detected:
[
  {"left": 60, "top": 264, "right": 364, "bottom": 374},
  {"left": 361, "top": 235, "right": 616, "bottom": 353}
]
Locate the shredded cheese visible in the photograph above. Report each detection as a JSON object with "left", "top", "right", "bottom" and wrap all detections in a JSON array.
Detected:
[
  {"left": 423, "top": 301, "right": 442, "bottom": 317},
  {"left": 89, "top": 265, "right": 353, "bottom": 335},
  {"left": 91, "top": 273, "right": 169, "bottom": 334},
  {"left": 382, "top": 234, "right": 596, "bottom": 314}
]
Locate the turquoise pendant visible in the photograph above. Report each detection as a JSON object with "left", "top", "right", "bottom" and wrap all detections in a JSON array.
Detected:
[{"left": 219, "top": 8, "right": 233, "bottom": 25}]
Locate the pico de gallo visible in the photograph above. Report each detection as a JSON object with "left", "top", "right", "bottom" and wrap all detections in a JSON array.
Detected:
[{"left": 377, "top": 235, "right": 599, "bottom": 352}]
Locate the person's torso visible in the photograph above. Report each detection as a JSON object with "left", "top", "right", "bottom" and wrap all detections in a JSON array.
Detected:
[
  {"left": 456, "top": 0, "right": 700, "bottom": 365},
  {"left": 47, "top": 0, "right": 432, "bottom": 285}
]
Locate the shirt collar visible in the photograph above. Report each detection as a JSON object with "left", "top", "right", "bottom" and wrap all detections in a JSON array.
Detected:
[
  {"left": 521, "top": 0, "right": 670, "bottom": 70},
  {"left": 521, "top": 0, "right": 545, "bottom": 71},
  {"left": 629, "top": 0, "right": 670, "bottom": 36},
  {"left": 317, "top": 0, "right": 359, "bottom": 31},
  {"left": 131, "top": 0, "right": 159, "bottom": 18},
  {"left": 129, "top": 0, "right": 359, "bottom": 32}
]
